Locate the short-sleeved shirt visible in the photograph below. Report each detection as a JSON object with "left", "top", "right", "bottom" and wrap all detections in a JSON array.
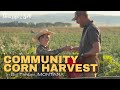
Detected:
[{"left": 78, "top": 20, "right": 101, "bottom": 57}]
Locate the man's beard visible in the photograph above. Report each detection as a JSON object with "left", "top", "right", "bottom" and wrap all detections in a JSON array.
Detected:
[{"left": 80, "top": 24, "right": 84, "bottom": 28}]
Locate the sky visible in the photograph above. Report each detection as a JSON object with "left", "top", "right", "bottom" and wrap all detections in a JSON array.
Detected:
[{"left": 0, "top": 11, "right": 120, "bottom": 16}]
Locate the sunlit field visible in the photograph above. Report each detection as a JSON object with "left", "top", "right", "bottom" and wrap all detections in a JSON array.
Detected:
[{"left": 0, "top": 26, "right": 120, "bottom": 79}]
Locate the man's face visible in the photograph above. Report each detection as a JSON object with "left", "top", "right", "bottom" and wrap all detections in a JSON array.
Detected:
[{"left": 74, "top": 14, "right": 85, "bottom": 28}]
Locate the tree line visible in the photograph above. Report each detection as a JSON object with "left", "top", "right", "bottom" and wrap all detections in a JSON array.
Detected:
[{"left": 0, "top": 21, "right": 72, "bottom": 27}]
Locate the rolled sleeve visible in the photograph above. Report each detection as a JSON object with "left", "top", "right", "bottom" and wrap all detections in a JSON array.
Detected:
[{"left": 88, "top": 27, "right": 100, "bottom": 45}]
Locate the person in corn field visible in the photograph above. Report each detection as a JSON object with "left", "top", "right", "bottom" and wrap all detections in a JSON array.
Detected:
[
  {"left": 32, "top": 29, "right": 72, "bottom": 79},
  {"left": 71, "top": 11, "right": 101, "bottom": 78}
]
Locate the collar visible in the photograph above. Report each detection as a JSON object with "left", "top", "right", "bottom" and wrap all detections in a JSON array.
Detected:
[
  {"left": 39, "top": 44, "right": 48, "bottom": 49},
  {"left": 84, "top": 20, "right": 93, "bottom": 29}
]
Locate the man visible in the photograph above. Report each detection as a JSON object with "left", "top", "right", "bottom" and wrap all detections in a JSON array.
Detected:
[{"left": 71, "top": 11, "right": 101, "bottom": 77}]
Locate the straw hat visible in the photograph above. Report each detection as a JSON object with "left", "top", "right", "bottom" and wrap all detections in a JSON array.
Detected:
[{"left": 32, "top": 29, "right": 54, "bottom": 43}]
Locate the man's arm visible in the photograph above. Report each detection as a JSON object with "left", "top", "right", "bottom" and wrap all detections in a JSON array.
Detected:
[
  {"left": 83, "top": 25, "right": 101, "bottom": 57},
  {"left": 82, "top": 41, "right": 101, "bottom": 57}
]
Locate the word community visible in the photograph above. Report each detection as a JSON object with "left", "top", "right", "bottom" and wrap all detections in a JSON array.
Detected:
[{"left": 4, "top": 55, "right": 98, "bottom": 73}]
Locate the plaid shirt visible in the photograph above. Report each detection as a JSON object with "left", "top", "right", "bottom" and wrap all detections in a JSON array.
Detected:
[{"left": 36, "top": 44, "right": 63, "bottom": 79}]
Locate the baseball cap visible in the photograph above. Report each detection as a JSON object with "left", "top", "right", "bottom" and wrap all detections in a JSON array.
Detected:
[{"left": 72, "top": 11, "right": 87, "bottom": 21}]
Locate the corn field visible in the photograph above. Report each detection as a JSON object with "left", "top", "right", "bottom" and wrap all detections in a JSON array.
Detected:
[{"left": 0, "top": 27, "right": 120, "bottom": 79}]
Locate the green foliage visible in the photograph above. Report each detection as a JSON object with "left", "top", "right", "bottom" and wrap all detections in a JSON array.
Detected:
[
  {"left": 0, "top": 27, "right": 120, "bottom": 79},
  {"left": 98, "top": 55, "right": 120, "bottom": 76}
]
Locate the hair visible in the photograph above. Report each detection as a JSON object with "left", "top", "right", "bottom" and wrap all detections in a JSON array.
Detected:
[
  {"left": 38, "top": 34, "right": 50, "bottom": 40},
  {"left": 38, "top": 35, "right": 44, "bottom": 41}
]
